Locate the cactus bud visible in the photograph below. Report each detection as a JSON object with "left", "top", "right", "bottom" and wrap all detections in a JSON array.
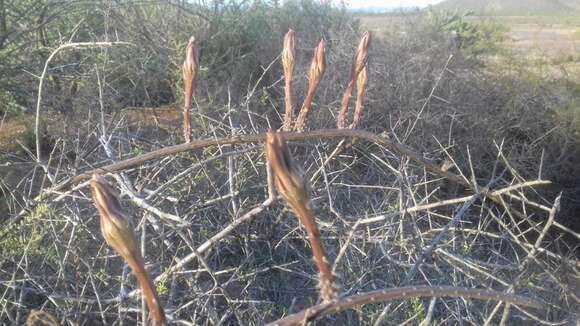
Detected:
[
  {"left": 183, "top": 35, "right": 199, "bottom": 143},
  {"left": 282, "top": 29, "right": 296, "bottom": 131},
  {"left": 295, "top": 39, "right": 326, "bottom": 132}
]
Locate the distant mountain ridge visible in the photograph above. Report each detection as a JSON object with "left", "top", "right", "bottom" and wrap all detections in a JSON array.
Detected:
[
  {"left": 433, "top": 0, "right": 580, "bottom": 15},
  {"left": 351, "top": 6, "right": 421, "bottom": 13}
]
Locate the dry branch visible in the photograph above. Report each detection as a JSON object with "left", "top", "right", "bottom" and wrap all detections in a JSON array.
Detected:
[
  {"left": 10, "top": 129, "right": 558, "bottom": 238},
  {"left": 5, "top": 129, "right": 477, "bottom": 232},
  {"left": 357, "top": 180, "right": 552, "bottom": 225},
  {"left": 266, "top": 286, "right": 540, "bottom": 325},
  {"left": 125, "top": 160, "right": 277, "bottom": 301},
  {"left": 35, "top": 41, "right": 133, "bottom": 163},
  {"left": 64, "top": 129, "right": 470, "bottom": 191}
]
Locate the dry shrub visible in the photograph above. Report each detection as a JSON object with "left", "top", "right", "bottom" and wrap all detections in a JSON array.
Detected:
[{"left": 0, "top": 4, "right": 578, "bottom": 326}]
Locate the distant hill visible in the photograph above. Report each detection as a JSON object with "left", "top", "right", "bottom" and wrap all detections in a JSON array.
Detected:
[
  {"left": 433, "top": 0, "right": 580, "bottom": 16},
  {"left": 350, "top": 6, "right": 421, "bottom": 14}
]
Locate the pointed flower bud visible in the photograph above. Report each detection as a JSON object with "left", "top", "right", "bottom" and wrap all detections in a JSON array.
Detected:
[
  {"left": 265, "top": 130, "right": 337, "bottom": 302},
  {"left": 90, "top": 175, "right": 166, "bottom": 325},
  {"left": 352, "top": 65, "right": 368, "bottom": 129},
  {"left": 282, "top": 29, "right": 296, "bottom": 131},
  {"left": 90, "top": 174, "right": 139, "bottom": 259},
  {"left": 354, "top": 31, "right": 371, "bottom": 79},
  {"left": 282, "top": 30, "right": 296, "bottom": 78},
  {"left": 338, "top": 31, "right": 371, "bottom": 129},
  {"left": 309, "top": 38, "right": 326, "bottom": 86},
  {"left": 265, "top": 129, "right": 308, "bottom": 209},
  {"left": 183, "top": 35, "right": 199, "bottom": 143},
  {"left": 295, "top": 39, "right": 326, "bottom": 132}
]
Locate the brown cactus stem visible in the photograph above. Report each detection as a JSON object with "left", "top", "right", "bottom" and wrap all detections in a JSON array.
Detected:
[
  {"left": 337, "top": 31, "right": 371, "bottom": 129},
  {"left": 336, "top": 80, "right": 355, "bottom": 129},
  {"left": 282, "top": 29, "right": 295, "bottom": 131},
  {"left": 125, "top": 247, "right": 165, "bottom": 326},
  {"left": 295, "top": 39, "right": 326, "bottom": 132},
  {"left": 265, "top": 131, "right": 336, "bottom": 301},
  {"left": 293, "top": 201, "right": 337, "bottom": 301},
  {"left": 90, "top": 175, "right": 166, "bottom": 326},
  {"left": 183, "top": 35, "right": 198, "bottom": 143}
]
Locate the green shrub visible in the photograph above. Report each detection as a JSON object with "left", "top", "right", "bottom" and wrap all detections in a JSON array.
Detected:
[
  {"left": 0, "top": 204, "right": 54, "bottom": 262},
  {"left": 425, "top": 8, "right": 508, "bottom": 56}
]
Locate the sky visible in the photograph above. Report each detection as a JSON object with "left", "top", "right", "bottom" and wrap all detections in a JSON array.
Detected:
[{"left": 345, "top": 0, "right": 444, "bottom": 9}]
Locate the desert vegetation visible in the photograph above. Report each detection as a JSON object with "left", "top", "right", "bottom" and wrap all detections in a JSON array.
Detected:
[{"left": 1, "top": 1, "right": 579, "bottom": 325}]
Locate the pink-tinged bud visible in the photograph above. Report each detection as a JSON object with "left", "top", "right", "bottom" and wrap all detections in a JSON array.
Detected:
[
  {"left": 90, "top": 175, "right": 139, "bottom": 260},
  {"left": 282, "top": 30, "right": 296, "bottom": 80},
  {"left": 282, "top": 29, "right": 296, "bottom": 131},
  {"left": 183, "top": 35, "right": 199, "bottom": 143},
  {"left": 354, "top": 31, "right": 371, "bottom": 79},
  {"left": 90, "top": 175, "right": 166, "bottom": 326},
  {"left": 338, "top": 31, "right": 372, "bottom": 129},
  {"left": 265, "top": 130, "right": 337, "bottom": 302},
  {"left": 265, "top": 130, "right": 308, "bottom": 208},
  {"left": 352, "top": 66, "right": 368, "bottom": 129},
  {"left": 309, "top": 39, "right": 326, "bottom": 86},
  {"left": 183, "top": 36, "right": 199, "bottom": 84},
  {"left": 295, "top": 39, "right": 326, "bottom": 132}
]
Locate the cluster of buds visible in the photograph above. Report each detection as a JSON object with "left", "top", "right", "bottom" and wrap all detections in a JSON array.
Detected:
[
  {"left": 265, "top": 130, "right": 337, "bottom": 302},
  {"left": 278, "top": 29, "right": 370, "bottom": 132},
  {"left": 180, "top": 29, "right": 370, "bottom": 138},
  {"left": 90, "top": 175, "right": 166, "bottom": 326}
]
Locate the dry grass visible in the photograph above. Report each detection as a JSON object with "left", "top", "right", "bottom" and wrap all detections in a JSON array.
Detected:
[{"left": 359, "top": 13, "right": 580, "bottom": 78}]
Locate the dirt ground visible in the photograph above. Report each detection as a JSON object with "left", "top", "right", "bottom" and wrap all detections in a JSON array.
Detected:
[{"left": 506, "top": 19, "right": 580, "bottom": 58}]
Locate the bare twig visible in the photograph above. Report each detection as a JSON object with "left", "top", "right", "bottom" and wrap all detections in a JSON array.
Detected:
[
  {"left": 266, "top": 286, "right": 540, "bottom": 326},
  {"left": 63, "top": 129, "right": 471, "bottom": 191},
  {"left": 6, "top": 129, "right": 481, "bottom": 231},
  {"left": 35, "top": 41, "right": 132, "bottom": 163},
  {"left": 484, "top": 193, "right": 562, "bottom": 325}
]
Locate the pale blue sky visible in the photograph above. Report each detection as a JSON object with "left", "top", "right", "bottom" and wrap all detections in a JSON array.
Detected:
[{"left": 345, "top": 0, "right": 444, "bottom": 9}]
